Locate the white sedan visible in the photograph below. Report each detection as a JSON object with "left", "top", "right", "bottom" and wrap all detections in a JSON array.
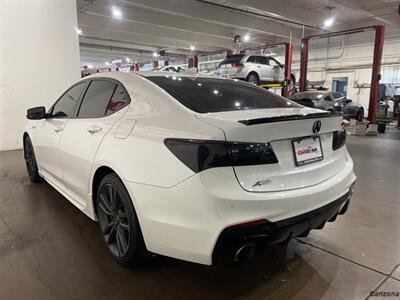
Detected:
[{"left": 23, "top": 72, "right": 356, "bottom": 266}]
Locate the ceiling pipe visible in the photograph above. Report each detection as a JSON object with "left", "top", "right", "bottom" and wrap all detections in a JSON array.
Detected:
[{"left": 195, "top": 0, "right": 327, "bottom": 32}]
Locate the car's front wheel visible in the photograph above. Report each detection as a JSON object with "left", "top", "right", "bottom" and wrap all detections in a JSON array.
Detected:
[
  {"left": 24, "top": 136, "right": 43, "bottom": 183},
  {"left": 96, "top": 173, "right": 149, "bottom": 266}
]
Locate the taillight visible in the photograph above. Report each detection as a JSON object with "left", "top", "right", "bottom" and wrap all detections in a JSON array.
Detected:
[
  {"left": 332, "top": 129, "right": 346, "bottom": 150},
  {"left": 231, "top": 63, "right": 243, "bottom": 68},
  {"left": 164, "top": 138, "right": 278, "bottom": 173},
  {"left": 229, "top": 142, "right": 278, "bottom": 166}
]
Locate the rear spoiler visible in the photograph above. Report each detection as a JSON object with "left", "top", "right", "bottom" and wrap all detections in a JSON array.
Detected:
[{"left": 239, "top": 112, "right": 342, "bottom": 126}]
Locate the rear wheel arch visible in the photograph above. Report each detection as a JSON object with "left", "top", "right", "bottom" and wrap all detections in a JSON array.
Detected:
[{"left": 92, "top": 166, "right": 116, "bottom": 219}]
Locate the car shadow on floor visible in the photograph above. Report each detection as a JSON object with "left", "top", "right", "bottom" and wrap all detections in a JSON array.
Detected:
[{"left": 0, "top": 151, "right": 338, "bottom": 300}]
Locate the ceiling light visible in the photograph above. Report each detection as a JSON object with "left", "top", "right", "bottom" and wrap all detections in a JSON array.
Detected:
[
  {"left": 126, "top": 57, "right": 130, "bottom": 62},
  {"left": 323, "top": 17, "right": 334, "bottom": 28},
  {"left": 76, "top": 28, "right": 82, "bottom": 35},
  {"left": 243, "top": 34, "right": 251, "bottom": 42},
  {"left": 112, "top": 7, "right": 122, "bottom": 19},
  {"left": 153, "top": 52, "right": 159, "bottom": 57},
  {"left": 190, "top": 45, "right": 195, "bottom": 51},
  {"left": 87, "top": 64, "right": 93, "bottom": 69},
  {"left": 105, "top": 62, "right": 110, "bottom": 66}
]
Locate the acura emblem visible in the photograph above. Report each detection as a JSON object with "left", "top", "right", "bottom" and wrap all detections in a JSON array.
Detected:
[{"left": 312, "top": 120, "right": 322, "bottom": 133}]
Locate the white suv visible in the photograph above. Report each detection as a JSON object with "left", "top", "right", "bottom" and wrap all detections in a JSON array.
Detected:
[{"left": 216, "top": 54, "right": 295, "bottom": 87}]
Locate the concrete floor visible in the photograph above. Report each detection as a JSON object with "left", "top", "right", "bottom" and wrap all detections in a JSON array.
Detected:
[{"left": 0, "top": 133, "right": 400, "bottom": 300}]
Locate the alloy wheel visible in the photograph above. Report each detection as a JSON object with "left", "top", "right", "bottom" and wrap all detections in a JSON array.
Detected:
[
  {"left": 25, "top": 140, "right": 35, "bottom": 177},
  {"left": 98, "top": 184, "right": 131, "bottom": 258}
]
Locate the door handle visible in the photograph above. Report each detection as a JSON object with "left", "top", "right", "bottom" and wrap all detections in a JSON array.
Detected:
[
  {"left": 54, "top": 127, "right": 63, "bottom": 133},
  {"left": 87, "top": 125, "right": 103, "bottom": 134}
]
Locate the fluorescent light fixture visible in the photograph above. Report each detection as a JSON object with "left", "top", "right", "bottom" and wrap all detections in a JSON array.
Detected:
[
  {"left": 87, "top": 65, "right": 93, "bottom": 69},
  {"left": 126, "top": 57, "right": 130, "bottom": 62},
  {"left": 190, "top": 45, "right": 195, "bottom": 51},
  {"left": 324, "top": 17, "right": 334, "bottom": 27},
  {"left": 112, "top": 7, "right": 122, "bottom": 19},
  {"left": 105, "top": 62, "right": 110, "bottom": 66},
  {"left": 76, "top": 28, "right": 82, "bottom": 35},
  {"left": 243, "top": 34, "right": 251, "bottom": 42},
  {"left": 153, "top": 52, "right": 159, "bottom": 57}
]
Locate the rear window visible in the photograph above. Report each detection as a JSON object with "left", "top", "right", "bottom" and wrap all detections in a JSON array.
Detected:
[
  {"left": 219, "top": 54, "right": 245, "bottom": 65},
  {"left": 146, "top": 76, "right": 300, "bottom": 113},
  {"left": 292, "top": 92, "right": 325, "bottom": 101}
]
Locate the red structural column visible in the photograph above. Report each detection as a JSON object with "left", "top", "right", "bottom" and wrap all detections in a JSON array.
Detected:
[
  {"left": 299, "top": 38, "right": 309, "bottom": 92},
  {"left": 153, "top": 60, "right": 159, "bottom": 69},
  {"left": 164, "top": 60, "right": 169, "bottom": 66},
  {"left": 188, "top": 57, "right": 194, "bottom": 68},
  {"left": 130, "top": 64, "right": 135, "bottom": 71},
  {"left": 193, "top": 55, "right": 198, "bottom": 69},
  {"left": 135, "top": 63, "right": 140, "bottom": 71},
  {"left": 283, "top": 43, "right": 293, "bottom": 98},
  {"left": 226, "top": 49, "right": 233, "bottom": 56},
  {"left": 368, "top": 25, "right": 385, "bottom": 122}
]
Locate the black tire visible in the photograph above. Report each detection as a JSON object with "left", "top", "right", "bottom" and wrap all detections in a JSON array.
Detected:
[
  {"left": 246, "top": 73, "right": 259, "bottom": 85},
  {"left": 356, "top": 110, "right": 364, "bottom": 122},
  {"left": 24, "top": 136, "right": 43, "bottom": 183},
  {"left": 96, "top": 173, "right": 149, "bottom": 266}
]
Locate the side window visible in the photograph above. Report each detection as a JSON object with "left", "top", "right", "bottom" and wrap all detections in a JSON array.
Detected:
[
  {"left": 51, "top": 82, "right": 86, "bottom": 118},
  {"left": 106, "top": 84, "right": 130, "bottom": 115},
  {"left": 324, "top": 95, "right": 333, "bottom": 101},
  {"left": 332, "top": 92, "right": 344, "bottom": 100},
  {"left": 247, "top": 56, "right": 257, "bottom": 63},
  {"left": 268, "top": 58, "right": 280, "bottom": 67},
  {"left": 78, "top": 80, "right": 117, "bottom": 118},
  {"left": 259, "top": 57, "right": 269, "bottom": 65}
]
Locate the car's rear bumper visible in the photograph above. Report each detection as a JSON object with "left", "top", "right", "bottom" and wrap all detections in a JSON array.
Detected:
[
  {"left": 124, "top": 149, "right": 356, "bottom": 265},
  {"left": 212, "top": 187, "right": 352, "bottom": 263}
]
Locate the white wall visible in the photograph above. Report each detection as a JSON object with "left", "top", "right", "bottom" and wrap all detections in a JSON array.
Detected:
[
  {"left": 291, "top": 34, "right": 400, "bottom": 117},
  {"left": 0, "top": 1, "right": 81, "bottom": 151}
]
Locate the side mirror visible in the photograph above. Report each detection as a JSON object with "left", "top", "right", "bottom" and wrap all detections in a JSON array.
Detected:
[
  {"left": 27, "top": 106, "right": 46, "bottom": 120},
  {"left": 345, "top": 99, "right": 352, "bottom": 103}
]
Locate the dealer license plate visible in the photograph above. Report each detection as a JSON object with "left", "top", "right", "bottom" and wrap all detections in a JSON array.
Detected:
[{"left": 292, "top": 136, "right": 323, "bottom": 166}]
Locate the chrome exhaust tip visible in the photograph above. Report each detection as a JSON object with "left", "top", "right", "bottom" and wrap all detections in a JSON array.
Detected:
[{"left": 234, "top": 243, "right": 256, "bottom": 262}]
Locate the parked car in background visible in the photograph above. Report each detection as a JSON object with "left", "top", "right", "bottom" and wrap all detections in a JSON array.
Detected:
[
  {"left": 155, "top": 65, "right": 186, "bottom": 73},
  {"left": 215, "top": 54, "right": 295, "bottom": 88},
  {"left": 290, "top": 91, "right": 364, "bottom": 121}
]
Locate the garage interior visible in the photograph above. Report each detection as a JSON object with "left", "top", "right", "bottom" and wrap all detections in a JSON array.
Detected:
[{"left": 0, "top": 1, "right": 400, "bottom": 299}]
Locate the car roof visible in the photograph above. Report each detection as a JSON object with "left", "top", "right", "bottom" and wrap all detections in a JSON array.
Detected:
[
  {"left": 81, "top": 70, "right": 231, "bottom": 82},
  {"left": 296, "top": 91, "right": 329, "bottom": 94}
]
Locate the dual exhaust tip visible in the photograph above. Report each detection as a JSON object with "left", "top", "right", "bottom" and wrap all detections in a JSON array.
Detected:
[{"left": 234, "top": 243, "right": 256, "bottom": 262}]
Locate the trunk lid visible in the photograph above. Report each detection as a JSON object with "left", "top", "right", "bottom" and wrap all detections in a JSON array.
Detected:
[{"left": 196, "top": 107, "right": 345, "bottom": 192}]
